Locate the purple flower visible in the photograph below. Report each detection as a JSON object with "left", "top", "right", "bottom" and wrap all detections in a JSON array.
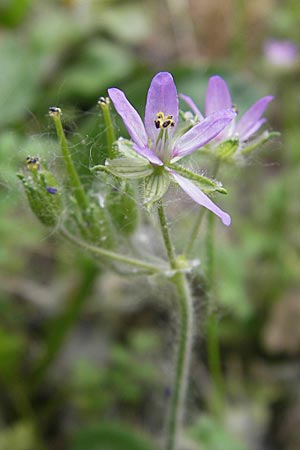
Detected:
[
  {"left": 108, "top": 72, "right": 236, "bottom": 226},
  {"left": 181, "top": 75, "right": 274, "bottom": 144},
  {"left": 264, "top": 39, "right": 299, "bottom": 68}
]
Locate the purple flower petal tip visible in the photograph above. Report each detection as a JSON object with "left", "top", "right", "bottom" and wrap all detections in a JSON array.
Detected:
[
  {"left": 206, "top": 75, "right": 232, "bottom": 116},
  {"left": 169, "top": 171, "right": 231, "bottom": 226},
  {"left": 222, "top": 212, "right": 231, "bottom": 226}
]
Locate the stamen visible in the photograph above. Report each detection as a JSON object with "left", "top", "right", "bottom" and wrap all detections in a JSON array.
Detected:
[
  {"left": 26, "top": 156, "right": 40, "bottom": 172},
  {"left": 154, "top": 112, "right": 175, "bottom": 129},
  {"left": 154, "top": 119, "right": 161, "bottom": 129},
  {"left": 232, "top": 104, "right": 238, "bottom": 114}
]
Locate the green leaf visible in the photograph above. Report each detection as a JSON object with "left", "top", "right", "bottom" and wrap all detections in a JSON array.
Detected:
[
  {"left": 189, "top": 415, "right": 249, "bottom": 450},
  {"left": 0, "top": 422, "right": 36, "bottom": 450},
  {"left": 105, "top": 158, "right": 153, "bottom": 179},
  {"left": 168, "top": 163, "right": 227, "bottom": 194},
  {"left": 71, "top": 423, "right": 159, "bottom": 450},
  {"left": 144, "top": 171, "right": 170, "bottom": 208},
  {"left": 0, "top": 36, "right": 40, "bottom": 126}
]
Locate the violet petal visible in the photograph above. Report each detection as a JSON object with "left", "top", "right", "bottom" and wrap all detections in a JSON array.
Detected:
[
  {"left": 172, "top": 109, "right": 236, "bottom": 159},
  {"left": 205, "top": 76, "right": 232, "bottom": 116},
  {"left": 132, "top": 144, "right": 163, "bottom": 166},
  {"left": 179, "top": 94, "right": 204, "bottom": 119},
  {"left": 168, "top": 170, "right": 231, "bottom": 226},
  {"left": 241, "top": 118, "right": 267, "bottom": 141},
  {"left": 236, "top": 96, "right": 274, "bottom": 141},
  {"left": 144, "top": 72, "right": 179, "bottom": 143},
  {"left": 108, "top": 88, "right": 148, "bottom": 148}
]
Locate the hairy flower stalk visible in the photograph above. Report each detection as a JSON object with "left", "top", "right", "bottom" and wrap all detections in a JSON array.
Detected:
[{"left": 157, "top": 201, "right": 194, "bottom": 450}]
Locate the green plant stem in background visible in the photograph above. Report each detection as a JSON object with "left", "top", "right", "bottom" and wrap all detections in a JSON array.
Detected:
[
  {"left": 60, "top": 226, "right": 164, "bottom": 275},
  {"left": 32, "top": 260, "right": 99, "bottom": 388},
  {"left": 206, "top": 211, "right": 225, "bottom": 417},
  {"left": 184, "top": 207, "right": 206, "bottom": 257},
  {"left": 49, "top": 108, "right": 89, "bottom": 211},
  {"left": 183, "top": 159, "right": 225, "bottom": 417},
  {"left": 184, "top": 160, "right": 220, "bottom": 258},
  {"left": 157, "top": 202, "right": 194, "bottom": 450},
  {"left": 98, "top": 97, "right": 117, "bottom": 159}
]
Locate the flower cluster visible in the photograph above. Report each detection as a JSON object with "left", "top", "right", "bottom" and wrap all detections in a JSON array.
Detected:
[
  {"left": 98, "top": 71, "right": 274, "bottom": 227},
  {"left": 181, "top": 75, "right": 274, "bottom": 158},
  {"left": 103, "top": 72, "right": 237, "bottom": 226}
]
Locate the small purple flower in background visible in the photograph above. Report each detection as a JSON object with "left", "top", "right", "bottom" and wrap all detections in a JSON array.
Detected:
[
  {"left": 181, "top": 75, "right": 274, "bottom": 148},
  {"left": 47, "top": 187, "right": 58, "bottom": 195},
  {"left": 107, "top": 72, "right": 236, "bottom": 226},
  {"left": 264, "top": 39, "right": 299, "bottom": 68}
]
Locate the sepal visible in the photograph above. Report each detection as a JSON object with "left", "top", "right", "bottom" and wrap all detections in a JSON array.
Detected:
[
  {"left": 215, "top": 138, "right": 239, "bottom": 161},
  {"left": 144, "top": 170, "right": 170, "bottom": 209},
  {"left": 167, "top": 163, "right": 227, "bottom": 194},
  {"left": 114, "top": 137, "right": 141, "bottom": 158},
  {"left": 103, "top": 158, "right": 153, "bottom": 179},
  {"left": 241, "top": 131, "right": 280, "bottom": 155}
]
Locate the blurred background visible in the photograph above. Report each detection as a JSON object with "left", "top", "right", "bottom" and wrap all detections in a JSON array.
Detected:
[{"left": 0, "top": 0, "right": 300, "bottom": 449}]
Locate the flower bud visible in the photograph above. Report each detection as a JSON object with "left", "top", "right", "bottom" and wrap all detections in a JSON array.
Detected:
[
  {"left": 17, "top": 157, "right": 62, "bottom": 227},
  {"left": 105, "top": 180, "right": 139, "bottom": 236}
]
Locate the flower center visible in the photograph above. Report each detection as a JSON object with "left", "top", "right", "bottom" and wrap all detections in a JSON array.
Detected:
[{"left": 154, "top": 112, "right": 175, "bottom": 129}]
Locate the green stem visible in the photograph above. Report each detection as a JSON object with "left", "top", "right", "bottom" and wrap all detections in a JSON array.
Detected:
[
  {"left": 32, "top": 260, "right": 99, "bottom": 387},
  {"left": 184, "top": 160, "right": 220, "bottom": 258},
  {"left": 206, "top": 211, "right": 225, "bottom": 416},
  {"left": 98, "top": 97, "right": 117, "bottom": 159},
  {"left": 157, "top": 201, "right": 177, "bottom": 269},
  {"left": 184, "top": 207, "right": 206, "bottom": 257},
  {"left": 50, "top": 108, "right": 89, "bottom": 210},
  {"left": 157, "top": 201, "right": 194, "bottom": 450},
  {"left": 60, "top": 226, "right": 164, "bottom": 275}
]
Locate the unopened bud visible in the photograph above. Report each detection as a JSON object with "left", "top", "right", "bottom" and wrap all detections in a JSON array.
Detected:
[{"left": 17, "top": 158, "right": 62, "bottom": 227}]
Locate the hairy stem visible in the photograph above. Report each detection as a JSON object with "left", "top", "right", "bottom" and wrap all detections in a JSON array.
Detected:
[
  {"left": 157, "top": 201, "right": 194, "bottom": 450},
  {"left": 98, "top": 97, "right": 117, "bottom": 159},
  {"left": 60, "top": 226, "right": 164, "bottom": 275},
  {"left": 50, "top": 109, "right": 89, "bottom": 211}
]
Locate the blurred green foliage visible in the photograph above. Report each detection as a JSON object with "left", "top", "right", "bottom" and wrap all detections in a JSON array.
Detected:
[{"left": 0, "top": 0, "right": 300, "bottom": 449}]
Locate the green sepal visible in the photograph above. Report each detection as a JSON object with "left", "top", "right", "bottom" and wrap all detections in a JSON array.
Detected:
[
  {"left": 241, "top": 131, "right": 280, "bottom": 155},
  {"left": 144, "top": 170, "right": 170, "bottom": 208},
  {"left": 105, "top": 180, "right": 139, "bottom": 236},
  {"left": 215, "top": 138, "right": 239, "bottom": 161},
  {"left": 103, "top": 158, "right": 153, "bottom": 179},
  {"left": 167, "top": 163, "right": 227, "bottom": 194},
  {"left": 114, "top": 137, "right": 139, "bottom": 159},
  {"left": 17, "top": 169, "right": 62, "bottom": 227}
]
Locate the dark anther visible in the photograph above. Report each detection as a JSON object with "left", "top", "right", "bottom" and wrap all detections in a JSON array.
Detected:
[
  {"left": 154, "top": 119, "right": 161, "bottom": 129},
  {"left": 98, "top": 96, "right": 110, "bottom": 106},
  {"left": 162, "top": 120, "right": 171, "bottom": 128},
  {"left": 48, "top": 106, "right": 61, "bottom": 114}
]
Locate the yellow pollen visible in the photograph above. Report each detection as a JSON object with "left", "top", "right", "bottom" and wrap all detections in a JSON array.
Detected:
[
  {"left": 26, "top": 156, "right": 40, "bottom": 172},
  {"left": 154, "top": 112, "right": 175, "bottom": 129}
]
